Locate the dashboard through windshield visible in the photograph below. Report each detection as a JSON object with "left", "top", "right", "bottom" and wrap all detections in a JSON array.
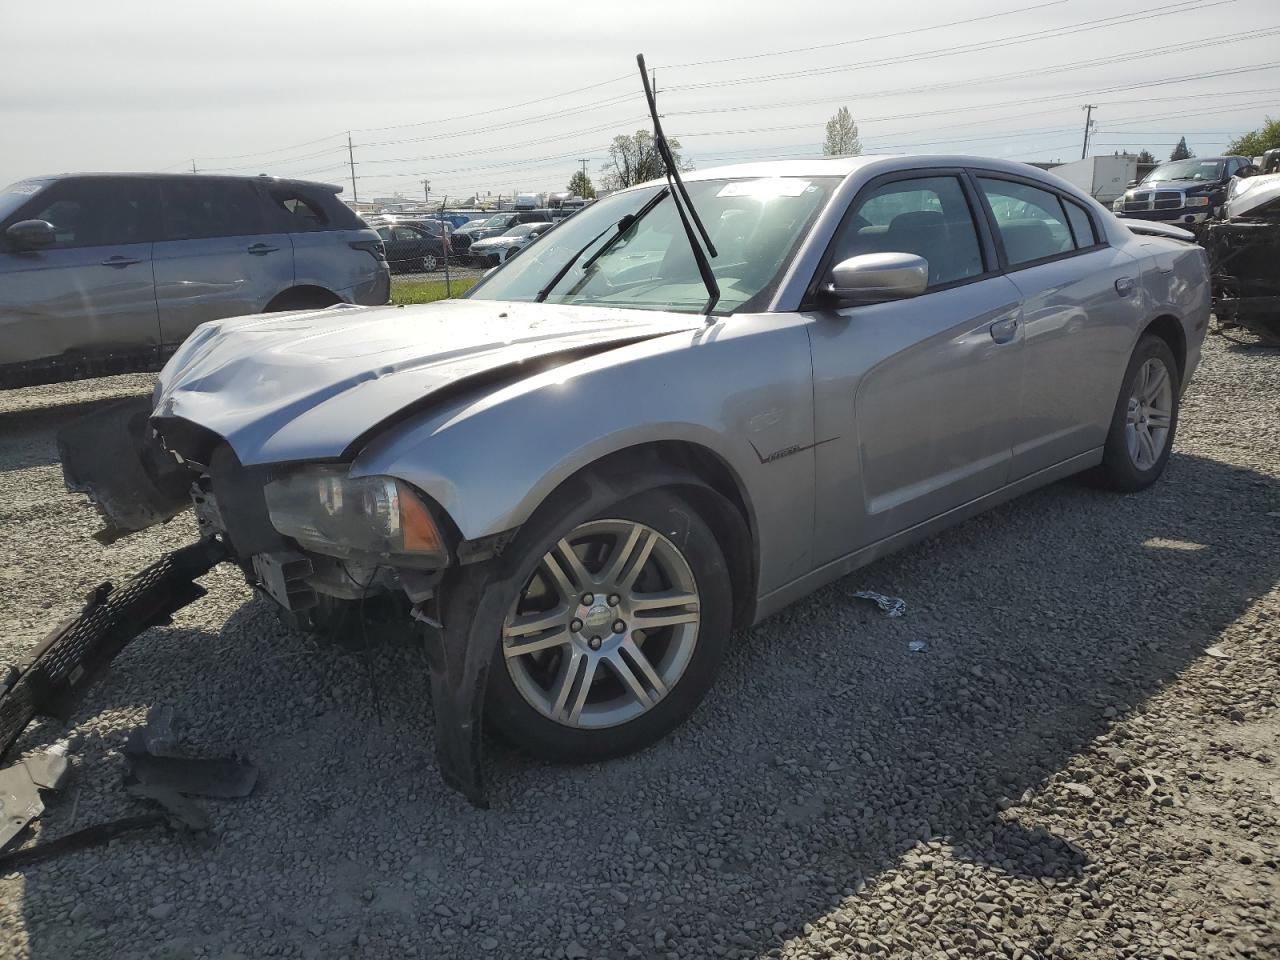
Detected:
[{"left": 467, "top": 177, "right": 838, "bottom": 315}]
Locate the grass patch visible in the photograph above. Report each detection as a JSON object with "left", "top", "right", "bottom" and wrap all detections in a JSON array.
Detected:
[{"left": 391, "top": 276, "right": 479, "bottom": 305}]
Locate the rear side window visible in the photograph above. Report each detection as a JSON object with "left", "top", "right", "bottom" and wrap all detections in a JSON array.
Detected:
[
  {"left": 832, "top": 175, "right": 985, "bottom": 288},
  {"left": 978, "top": 178, "right": 1076, "bottom": 266},
  {"left": 161, "top": 179, "right": 264, "bottom": 240},
  {"left": 22, "top": 178, "right": 157, "bottom": 248},
  {"left": 1062, "top": 198, "right": 1097, "bottom": 248},
  {"left": 271, "top": 190, "right": 328, "bottom": 231}
]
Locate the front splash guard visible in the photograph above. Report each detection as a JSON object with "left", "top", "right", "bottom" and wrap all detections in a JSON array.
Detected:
[
  {"left": 58, "top": 397, "right": 193, "bottom": 544},
  {"left": 0, "top": 539, "right": 227, "bottom": 760}
]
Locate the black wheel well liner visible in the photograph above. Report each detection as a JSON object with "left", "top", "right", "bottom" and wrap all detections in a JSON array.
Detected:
[
  {"left": 264, "top": 285, "right": 343, "bottom": 312},
  {"left": 1141, "top": 314, "right": 1187, "bottom": 380}
]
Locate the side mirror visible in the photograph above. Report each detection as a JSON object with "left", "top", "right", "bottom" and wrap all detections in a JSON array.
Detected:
[
  {"left": 824, "top": 252, "right": 928, "bottom": 305},
  {"left": 5, "top": 219, "right": 56, "bottom": 252},
  {"left": 1127, "top": 179, "right": 1140, "bottom": 188}
]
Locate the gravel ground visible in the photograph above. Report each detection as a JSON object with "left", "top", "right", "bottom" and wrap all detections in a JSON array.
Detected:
[
  {"left": 393, "top": 265, "right": 489, "bottom": 285},
  {"left": 0, "top": 334, "right": 1276, "bottom": 960}
]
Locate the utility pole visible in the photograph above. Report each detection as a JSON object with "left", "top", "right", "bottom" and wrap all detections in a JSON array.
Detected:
[
  {"left": 1080, "top": 105, "right": 1097, "bottom": 160},
  {"left": 577, "top": 159, "right": 589, "bottom": 177},
  {"left": 191, "top": 160, "right": 198, "bottom": 174},
  {"left": 347, "top": 132, "right": 359, "bottom": 202},
  {"left": 651, "top": 68, "right": 658, "bottom": 110},
  {"left": 422, "top": 179, "right": 430, "bottom": 203}
]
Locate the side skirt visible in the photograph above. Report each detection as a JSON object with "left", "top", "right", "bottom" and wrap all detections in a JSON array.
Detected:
[{"left": 752, "top": 448, "right": 1103, "bottom": 623}]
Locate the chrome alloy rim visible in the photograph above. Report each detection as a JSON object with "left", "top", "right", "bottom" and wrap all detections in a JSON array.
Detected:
[
  {"left": 1125, "top": 357, "right": 1174, "bottom": 470},
  {"left": 501, "top": 519, "right": 701, "bottom": 729}
]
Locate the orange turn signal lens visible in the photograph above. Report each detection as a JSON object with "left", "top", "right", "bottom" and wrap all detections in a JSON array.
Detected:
[{"left": 397, "top": 481, "right": 444, "bottom": 553}]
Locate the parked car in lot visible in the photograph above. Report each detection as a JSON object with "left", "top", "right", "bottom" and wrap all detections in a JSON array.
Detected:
[
  {"left": 1112, "top": 155, "right": 1256, "bottom": 227},
  {"left": 0, "top": 173, "right": 389, "bottom": 388},
  {"left": 468, "top": 221, "right": 554, "bottom": 265},
  {"left": 75, "top": 156, "right": 1209, "bottom": 800},
  {"left": 467, "top": 210, "right": 553, "bottom": 243},
  {"left": 372, "top": 221, "right": 448, "bottom": 272}
]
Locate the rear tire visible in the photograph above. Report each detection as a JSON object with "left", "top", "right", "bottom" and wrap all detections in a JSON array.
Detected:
[
  {"left": 482, "top": 487, "right": 733, "bottom": 763},
  {"left": 1093, "top": 334, "right": 1180, "bottom": 492}
]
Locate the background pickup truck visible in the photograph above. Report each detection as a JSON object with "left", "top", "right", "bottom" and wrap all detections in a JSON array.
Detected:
[{"left": 1112, "top": 155, "right": 1256, "bottom": 228}]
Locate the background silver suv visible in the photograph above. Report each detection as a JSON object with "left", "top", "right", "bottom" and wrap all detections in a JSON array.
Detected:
[{"left": 0, "top": 173, "right": 390, "bottom": 387}]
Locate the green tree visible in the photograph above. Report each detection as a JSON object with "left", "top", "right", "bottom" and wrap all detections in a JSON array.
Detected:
[
  {"left": 1225, "top": 117, "right": 1280, "bottom": 156},
  {"left": 599, "top": 131, "right": 691, "bottom": 191},
  {"left": 1170, "top": 137, "right": 1194, "bottom": 161},
  {"left": 567, "top": 169, "right": 596, "bottom": 199},
  {"left": 823, "top": 106, "right": 863, "bottom": 157},
  {"left": 1136, "top": 150, "right": 1156, "bottom": 164}
]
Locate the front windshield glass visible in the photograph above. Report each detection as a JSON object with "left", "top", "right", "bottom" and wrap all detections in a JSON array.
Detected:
[
  {"left": 0, "top": 180, "right": 47, "bottom": 222},
  {"left": 502, "top": 224, "right": 539, "bottom": 238},
  {"left": 468, "top": 177, "right": 837, "bottom": 314},
  {"left": 1144, "top": 159, "right": 1225, "bottom": 183}
]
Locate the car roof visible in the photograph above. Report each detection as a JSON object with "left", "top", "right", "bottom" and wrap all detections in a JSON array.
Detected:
[{"left": 30, "top": 172, "right": 345, "bottom": 193}]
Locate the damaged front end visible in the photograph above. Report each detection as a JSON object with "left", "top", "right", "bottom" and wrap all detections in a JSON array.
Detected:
[
  {"left": 32, "top": 401, "right": 496, "bottom": 805},
  {"left": 1205, "top": 174, "right": 1280, "bottom": 346}
]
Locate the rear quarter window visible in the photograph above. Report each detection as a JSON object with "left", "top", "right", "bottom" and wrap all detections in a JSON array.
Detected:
[{"left": 270, "top": 190, "right": 329, "bottom": 231}]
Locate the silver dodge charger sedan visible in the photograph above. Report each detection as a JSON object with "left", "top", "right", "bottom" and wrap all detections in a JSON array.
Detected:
[{"left": 68, "top": 155, "right": 1210, "bottom": 801}]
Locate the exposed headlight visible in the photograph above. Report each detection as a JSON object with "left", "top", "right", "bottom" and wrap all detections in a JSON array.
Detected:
[
  {"left": 264, "top": 466, "right": 446, "bottom": 568},
  {"left": 1184, "top": 196, "right": 1211, "bottom": 207},
  {"left": 1112, "top": 198, "right": 1125, "bottom": 211}
]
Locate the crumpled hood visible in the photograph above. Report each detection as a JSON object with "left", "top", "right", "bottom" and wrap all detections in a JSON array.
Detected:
[{"left": 152, "top": 298, "right": 699, "bottom": 465}]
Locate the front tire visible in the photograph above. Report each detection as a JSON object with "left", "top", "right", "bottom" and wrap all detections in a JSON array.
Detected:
[
  {"left": 1094, "top": 334, "right": 1180, "bottom": 492},
  {"left": 483, "top": 488, "right": 733, "bottom": 763}
]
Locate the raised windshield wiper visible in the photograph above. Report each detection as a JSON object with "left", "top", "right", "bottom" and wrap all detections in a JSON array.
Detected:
[
  {"left": 636, "top": 53, "right": 720, "bottom": 318},
  {"left": 535, "top": 186, "right": 669, "bottom": 303}
]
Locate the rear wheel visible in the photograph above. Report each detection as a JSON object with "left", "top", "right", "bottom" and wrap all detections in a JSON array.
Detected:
[
  {"left": 1094, "top": 334, "right": 1180, "bottom": 491},
  {"left": 420, "top": 253, "right": 439, "bottom": 272},
  {"left": 484, "top": 488, "right": 732, "bottom": 762}
]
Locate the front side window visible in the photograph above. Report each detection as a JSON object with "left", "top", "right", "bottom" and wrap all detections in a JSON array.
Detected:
[
  {"left": 21, "top": 178, "right": 155, "bottom": 249},
  {"left": 978, "top": 178, "right": 1075, "bottom": 266},
  {"left": 830, "top": 175, "right": 984, "bottom": 287},
  {"left": 470, "top": 177, "right": 837, "bottom": 315},
  {"left": 161, "top": 179, "right": 263, "bottom": 240}
]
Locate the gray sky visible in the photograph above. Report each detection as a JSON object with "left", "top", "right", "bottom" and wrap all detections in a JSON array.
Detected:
[{"left": 3, "top": 0, "right": 1276, "bottom": 199}]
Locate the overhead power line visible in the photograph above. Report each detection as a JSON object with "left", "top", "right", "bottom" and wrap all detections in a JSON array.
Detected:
[
  {"left": 668, "top": 0, "right": 1236, "bottom": 92},
  {"left": 658, "top": 0, "right": 1072, "bottom": 69}
]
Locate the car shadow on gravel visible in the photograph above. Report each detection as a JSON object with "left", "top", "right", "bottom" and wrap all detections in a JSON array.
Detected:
[{"left": 12, "top": 450, "right": 1278, "bottom": 959}]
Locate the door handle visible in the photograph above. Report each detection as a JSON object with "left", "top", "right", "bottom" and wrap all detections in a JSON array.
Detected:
[
  {"left": 100, "top": 256, "right": 141, "bottom": 267},
  {"left": 247, "top": 243, "right": 279, "bottom": 255},
  {"left": 1115, "top": 276, "right": 1136, "bottom": 297},
  {"left": 989, "top": 315, "right": 1020, "bottom": 344}
]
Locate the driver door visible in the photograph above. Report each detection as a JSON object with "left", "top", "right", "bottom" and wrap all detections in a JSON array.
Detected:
[{"left": 806, "top": 171, "right": 1026, "bottom": 563}]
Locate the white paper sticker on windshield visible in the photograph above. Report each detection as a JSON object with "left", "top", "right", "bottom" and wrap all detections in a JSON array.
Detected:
[{"left": 717, "top": 178, "right": 811, "bottom": 199}]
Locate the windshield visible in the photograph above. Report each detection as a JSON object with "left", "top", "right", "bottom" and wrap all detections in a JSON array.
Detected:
[
  {"left": 468, "top": 177, "right": 837, "bottom": 315},
  {"left": 502, "top": 224, "right": 539, "bottom": 238},
  {"left": 483, "top": 214, "right": 515, "bottom": 228},
  {"left": 1144, "top": 159, "right": 1225, "bottom": 183},
  {"left": 0, "top": 180, "right": 48, "bottom": 223}
]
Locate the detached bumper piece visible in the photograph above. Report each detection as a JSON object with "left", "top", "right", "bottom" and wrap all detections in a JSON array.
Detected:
[
  {"left": 1205, "top": 220, "right": 1280, "bottom": 345},
  {"left": 0, "top": 538, "right": 227, "bottom": 761}
]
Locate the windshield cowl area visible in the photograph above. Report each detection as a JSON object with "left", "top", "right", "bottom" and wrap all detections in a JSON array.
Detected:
[{"left": 466, "top": 177, "right": 838, "bottom": 316}]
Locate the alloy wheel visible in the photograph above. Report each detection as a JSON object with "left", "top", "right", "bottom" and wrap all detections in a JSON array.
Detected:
[
  {"left": 501, "top": 519, "right": 701, "bottom": 729},
  {"left": 1124, "top": 356, "right": 1173, "bottom": 469}
]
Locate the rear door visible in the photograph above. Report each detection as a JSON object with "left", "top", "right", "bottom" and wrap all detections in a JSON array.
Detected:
[
  {"left": 972, "top": 174, "right": 1143, "bottom": 478},
  {"left": 0, "top": 176, "right": 160, "bottom": 371},
  {"left": 153, "top": 178, "right": 293, "bottom": 345}
]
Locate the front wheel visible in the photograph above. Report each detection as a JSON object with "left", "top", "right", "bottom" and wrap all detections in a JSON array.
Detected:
[
  {"left": 1093, "top": 334, "right": 1180, "bottom": 492},
  {"left": 484, "top": 488, "right": 733, "bottom": 762}
]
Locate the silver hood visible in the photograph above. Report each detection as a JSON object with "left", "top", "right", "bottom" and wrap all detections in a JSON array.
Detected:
[{"left": 152, "top": 299, "right": 700, "bottom": 465}]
